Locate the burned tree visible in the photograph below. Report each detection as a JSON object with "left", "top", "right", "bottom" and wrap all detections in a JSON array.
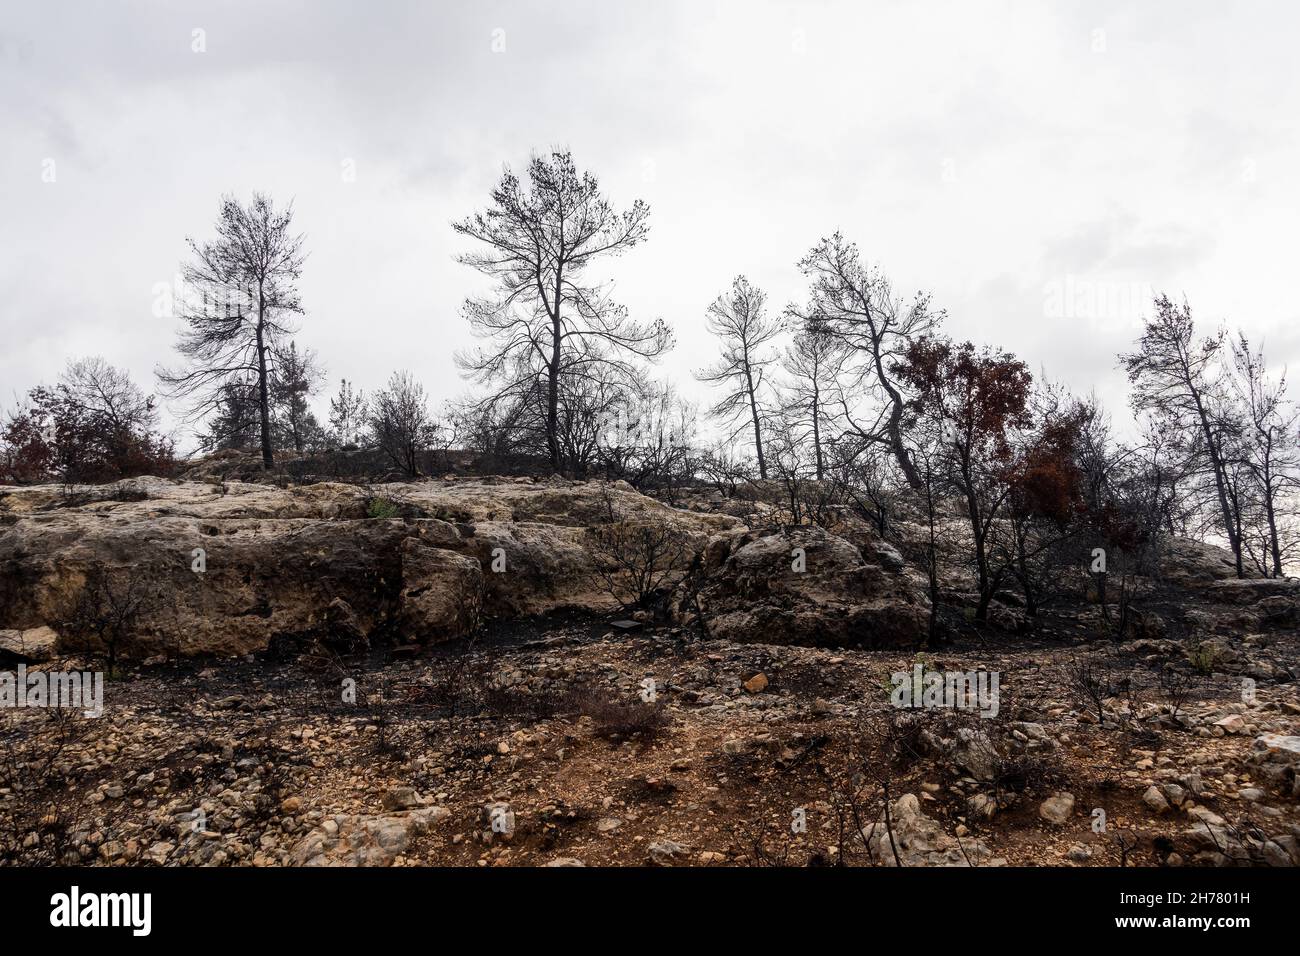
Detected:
[
  {"left": 895, "top": 336, "right": 1033, "bottom": 623},
  {"left": 367, "top": 371, "right": 440, "bottom": 478},
  {"left": 157, "top": 193, "right": 307, "bottom": 469},
  {"left": 586, "top": 488, "right": 692, "bottom": 613},
  {"left": 1003, "top": 387, "right": 1090, "bottom": 616},
  {"left": 793, "top": 233, "right": 941, "bottom": 490},
  {"left": 1227, "top": 333, "right": 1299, "bottom": 577},
  {"left": 696, "top": 276, "right": 781, "bottom": 479},
  {"left": 781, "top": 320, "right": 847, "bottom": 481},
  {"left": 1, "top": 358, "right": 173, "bottom": 483},
  {"left": 271, "top": 341, "right": 325, "bottom": 455},
  {"left": 1120, "top": 296, "right": 1243, "bottom": 575},
  {"left": 328, "top": 379, "right": 369, "bottom": 449},
  {"left": 454, "top": 150, "right": 671, "bottom": 474}
]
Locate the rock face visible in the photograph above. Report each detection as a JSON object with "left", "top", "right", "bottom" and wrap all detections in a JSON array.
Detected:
[
  {"left": 698, "top": 525, "right": 929, "bottom": 648},
  {"left": 398, "top": 539, "right": 483, "bottom": 642},
  {"left": 1203, "top": 578, "right": 1300, "bottom": 606},
  {"left": 0, "top": 476, "right": 934, "bottom": 658},
  {"left": 0, "top": 477, "right": 744, "bottom": 658}
]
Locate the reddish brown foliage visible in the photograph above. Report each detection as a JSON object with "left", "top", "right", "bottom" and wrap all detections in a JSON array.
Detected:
[
  {"left": 895, "top": 337, "right": 1032, "bottom": 463},
  {"left": 2, "top": 383, "right": 174, "bottom": 484}
]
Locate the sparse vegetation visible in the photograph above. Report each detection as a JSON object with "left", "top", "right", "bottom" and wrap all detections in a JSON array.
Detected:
[
  {"left": 586, "top": 488, "right": 693, "bottom": 611},
  {"left": 1186, "top": 639, "right": 1221, "bottom": 677},
  {"left": 366, "top": 496, "right": 400, "bottom": 520}
]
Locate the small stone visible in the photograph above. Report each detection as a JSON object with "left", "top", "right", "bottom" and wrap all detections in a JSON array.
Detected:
[
  {"left": 145, "top": 841, "right": 174, "bottom": 865},
  {"left": 743, "top": 673, "right": 769, "bottom": 694},
  {"left": 1160, "top": 783, "right": 1187, "bottom": 807},
  {"left": 381, "top": 787, "right": 420, "bottom": 811},
  {"left": 1039, "top": 792, "right": 1075, "bottom": 825},
  {"left": 1142, "top": 786, "right": 1169, "bottom": 814},
  {"left": 1187, "top": 806, "right": 1225, "bottom": 827},
  {"left": 1214, "top": 714, "right": 1246, "bottom": 734},
  {"left": 647, "top": 840, "right": 689, "bottom": 864},
  {"left": 967, "top": 793, "right": 997, "bottom": 819}
]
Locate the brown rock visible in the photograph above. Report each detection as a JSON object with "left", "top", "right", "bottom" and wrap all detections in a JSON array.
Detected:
[{"left": 0, "top": 625, "right": 59, "bottom": 662}]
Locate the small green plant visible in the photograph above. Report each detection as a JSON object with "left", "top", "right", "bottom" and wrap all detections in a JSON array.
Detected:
[
  {"left": 1185, "top": 640, "right": 1220, "bottom": 677},
  {"left": 878, "top": 672, "right": 896, "bottom": 702},
  {"left": 366, "top": 496, "right": 400, "bottom": 519}
]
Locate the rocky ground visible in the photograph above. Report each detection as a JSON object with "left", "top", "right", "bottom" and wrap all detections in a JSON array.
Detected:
[
  {"left": 1, "top": 473, "right": 1298, "bottom": 867},
  {"left": 2, "top": 616, "right": 1297, "bottom": 867}
]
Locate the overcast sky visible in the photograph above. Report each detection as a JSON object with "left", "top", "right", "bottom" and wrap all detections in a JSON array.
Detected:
[{"left": 3, "top": 0, "right": 1298, "bottom": 449}]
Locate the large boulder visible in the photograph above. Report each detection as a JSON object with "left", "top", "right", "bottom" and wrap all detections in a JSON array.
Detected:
[
  {"left": 0, "top": 475, "right": 940, "bottom": 657},
  {"left": 697, "top": 524, "right": 929, "bottom": 648},
  {"left": 1202, "top": 577, "right": 1300, "bottom": 605},
  {"left": 1160, "top": 538, "right": 1243, "bottom": 587},
  {"left": 0, "top": 508, "right": 432, "bottom": 656}
]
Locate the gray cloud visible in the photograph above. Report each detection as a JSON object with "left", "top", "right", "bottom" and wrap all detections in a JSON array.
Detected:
[{"left": 2, "top": 0, "right": 1297, "bottom": 447}]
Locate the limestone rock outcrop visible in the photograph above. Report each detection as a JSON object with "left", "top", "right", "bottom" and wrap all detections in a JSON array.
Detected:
[
  {"left": 0, "top": 477, "right": 738, "bottom": 657},
  {"left": 697, "top": 524, "right": 930, "bottom": 648}
]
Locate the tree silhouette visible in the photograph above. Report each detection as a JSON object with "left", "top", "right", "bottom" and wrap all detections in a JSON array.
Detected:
[
  {"left": 1121, "top": 296, "right": 1243, "bottom": 576},
  {"left": 453, "top": 150, "right": 670, "bottom": 473},
  {"left": 793, "top": 233, "right": 941, "bottom": 490},
  {"left": 697, "top": 276, "right": 781, "bottom": 479},
  {"left": 158, "top": 193, "right": 307, "bottom": 469},
  {"left": 367, "top": 371, "right": 439, "bottom": 478},
  {"left": 781, "top": 320, "right": 847, "bottom": 480},
  {"left": 895, "top": 336, "right": 1034, "bottom": 622}
]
